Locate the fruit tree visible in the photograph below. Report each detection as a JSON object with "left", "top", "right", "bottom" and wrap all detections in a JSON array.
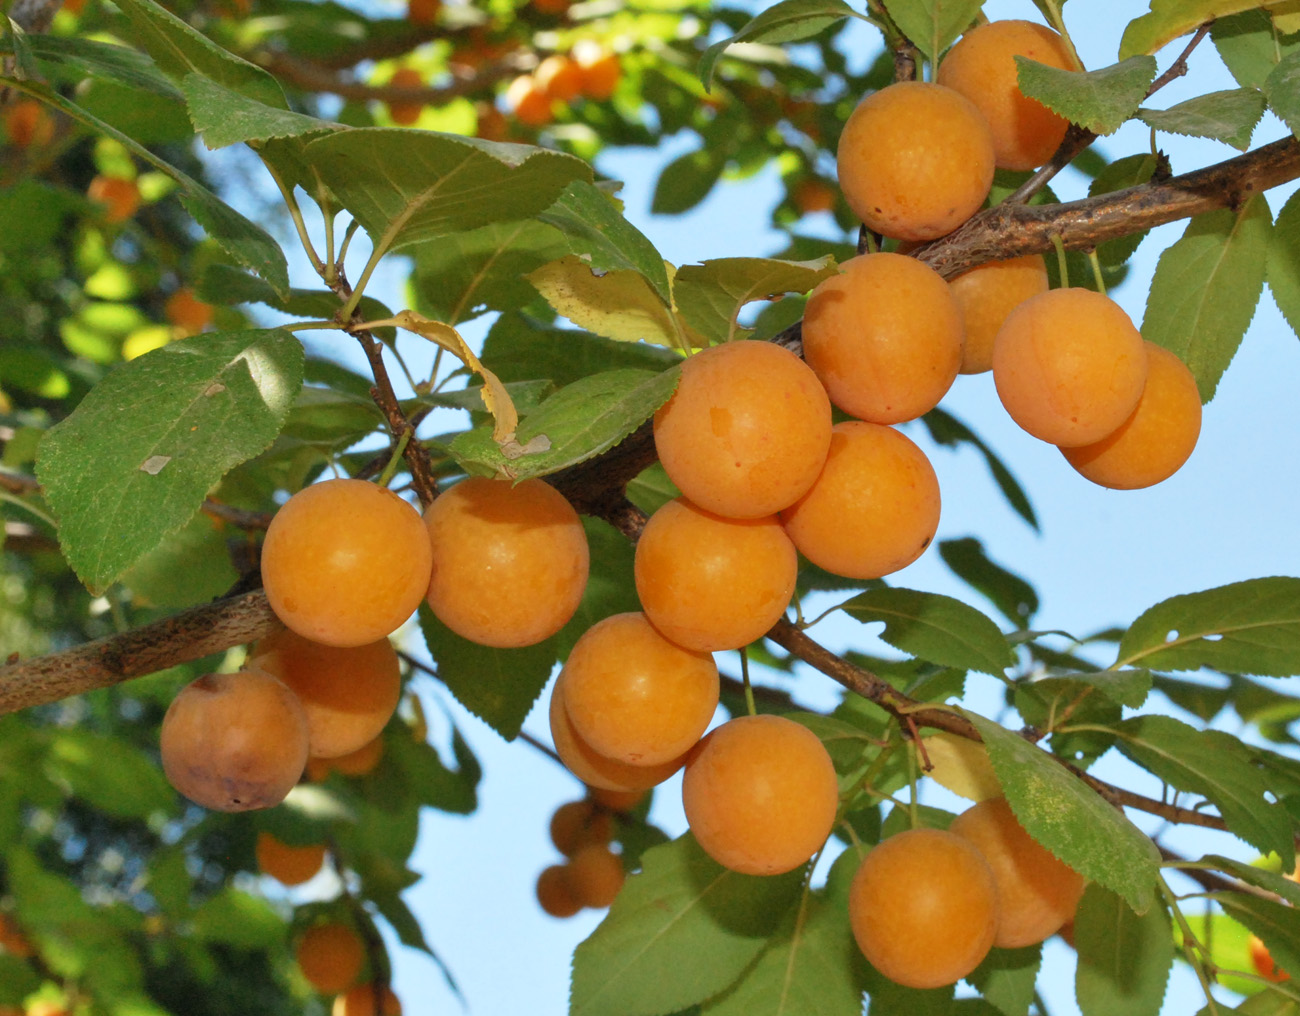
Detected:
[{"left": 3, "top": 0, "right": 1300, "bottom": 1014}]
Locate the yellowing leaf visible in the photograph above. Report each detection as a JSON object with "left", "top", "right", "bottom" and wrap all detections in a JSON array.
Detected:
[
  {"left": 528, "top": 255, "right": 692, "bottom": 349},
  {"left": 921, "top": 731, "right": 1001, "bottom": 802},
  {"left": 1121, "top": 1, "right": 1300, "bottom": 58}
]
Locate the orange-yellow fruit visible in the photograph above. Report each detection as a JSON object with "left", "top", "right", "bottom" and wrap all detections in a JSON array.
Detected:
[
  {"left": 1250, "top": 934, "right": 1289, "bottom": 982},
  {"left": 793, "top": 179, "right": 836, "bottom": 214},
  {"left": 297, "top": 923, "right": 365, "bottom": 994},
  {"left": 506, "top": 75, "right": 554, "bottom": 127},
  {"left": 993, "top": 288, "right": 1148, "bottom": 447},
  {"left": 1060, "top": 342, "right": 1202, "bottom": 489},
  {"left": 802, "top": 252, "right": 962, "bottom": 423},
  {"left": 423, "top": 476, "right": 589, "bottom": 648},
  {"left": 536, "top": 864, "right": 582, "bottom": 918},
  {"left": 535, "top": 55, "right": 583, "bottom": 102},
  {"left": 256, "top": 831, "right": 327, "bottom": 886},
  {"left": 949, "top": 255, "right": 1049, "bottom": 374},
  {"left": 0, "top": 914, "right": 32, "bottom": 958},
  {"left": 573, "top": 41, "right": 621, "bottom": 100},
  {"left": 634, "top": 497, "right": 796, "bottom": 652},
  {"left": 4, "top": 100, "right": 53, "bottom": 148},
  {"left": 550, "top": 799, "right": 614, "bottom": 856},
  {"left": 248, "top": 628, "right": 401, "bottom": 758},
  {"left": 949, "top": 796, "right": 1085, "bottom": 948},
  {"left": 476, "top": 103, "right": 508, "bottom": 141},
  {"left": 588, "top": 785, "right": 646, "bottom": 812},
  {"left": 164, "top": 287, "right": 214, "bottom": 335},
  {"left": 386, "top": 68, "right": 425, "bottom": 126},
  {"left": 849, "top": 828, "right": 999, "bottom": 988},
  {"left": 307, "top": 734, "right": 386, "bottom": 781},
  {"left": 406, "top": 0, "right": 439, "bottom": 24},
  {"left": 653, "top": 340, "right": 832, "bottom": 519},
  {"left": 261, "top": 478, "right": 433, "bottom": 647},
  {"left": 568, "top": 843, "right": 625, "bottom": 908},
  {"left": 937, "top": 20, "right": 1074, "bottom": 171},
  {"left": 562, "top": 612, "right": 718, "bottom": 766},
  {"left": 87, "top": 175, "right": 141, "bottom": 224},
  {"left": 780, "top": 421, "right": 940, "bottom": 580},
  {"left": 836, "top": 81, "right": 994, "bottom": 242},
  {"left": 24, "top": 1003, "right": 69, "bottom": 1016},
  {"left": 549, "top": 674, "right": 687, "bottom": 792},
  {"left": 682, "top": 714, "right": 838, "bottom": 876},
  {"left": 161, "top": 670, "right": 310, "bottom": 812},
  {"left": 334, "top": 984, "right": 402, "bottom": 1016}
]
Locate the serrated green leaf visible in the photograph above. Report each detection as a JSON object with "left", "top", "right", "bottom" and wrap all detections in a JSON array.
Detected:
[
  {"left": 417, "top": 605, "right": 556, "bottom": 740},
  {"left": 37, "top": 329, "right": 302, "bottom": 592},
  {"left": 1213, "top": 10, "right": 1300, "bottom": 90},
  {"left": 674, "top": 256, "right": 837, "bottom": 346},
  {"left": 1268, "top": 188, "right": 1300, "bottom": 336},
  {"left": 968, "top": 714, "right": 1161, "bottom": 913},
  {"left": 1015, "top": 55, "right": 1156, "bottom": 135},
  {"left": 112, "top": 0, "right": 287, "bottom": 107},
  {"left": 450, "top": 366, "right": 680, "bottom": 480},
  {"left": 698, "top": 0, "right": 861, "bottom": 88},
  {"left": 529, "top": 256, "right": 691, "bottom": 347},
  {"left": 1203, "top": 855, "right": 1300, "bottom": 905},
  {"left": 194, "top": 264, "right": 393, "bottom": 338},
  {"left": 966, "top": 945, "right": 1042, "bottom": 1016},
  {"left": 1212, "top": 891, "right": 1300, "bottom": 985},
  {"left": 1267, "top": 50, "right": 1300, "bottom": 141},
  {"left": 1074, "top": 884, "right": 1173, "bottom": 1016},
  {"left": 28, "top": 34, "right": 183, "bottom": 97},
  {"left": 3, "top": 79, "right": 290, "bottom": 295},
  {"left": 303, "top": 131, "right": 591, "bottom": 257},
  {"left": 703, "top": 849, "right": 869, "bottom": 1016},
  {"left": 1140, "top": 194, "right": 1270, "bottom": 401},
  {"left": 938, "top": 537, "right": 1039, "bottom": 627},
  {"left": 1117, "top": 577, "right": 1300, "bottom": 676},
  {"left": 538, "top": 180, "right": 672, "bottom": 305},
  {"left": 190, "top": 888, "right": 285, "bottom": 949},
  {"left": 842, "top": 588, "right": 1013, "bottom": 676},
  {"left": 1113, "top": 716, "right": 1296, "bottom": 865},
  {"left": 1123, "top": 1, "right": 1300, "bottom": 59},
  {"left": 922, "top": 408, "right": 1037, "bottom": 530},
  {"left": 571, "top": 835, "right": 804, "bottom": 1016},
  {"left": 412, "top": 220, "right": 570, "bottom": 326},
  {"left": 181, "top": 73, "right": 336, "bottom": 150},
  {"left": 1138, "top": 87, "right": 1265, "bottom": 150},
  {"left": 1200, "top": 991, "right": 1300, "bottom": 1016},
  {"left": 881, "top": 0, "right": 984, "bottom": 68}
]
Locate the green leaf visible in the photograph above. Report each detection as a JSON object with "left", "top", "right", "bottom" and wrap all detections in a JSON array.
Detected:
[
  {"left": 303, "top": 131, "right": 592, "bottom": 256},
  {"left": 1140, "top": 193, "right": 1271, "bottom": 401},
  {"left": 702, "top": 849, "right": 870, "bottom": 1016},
  {"left": 528, "top": 256, "right": 690, "bottom": 346},
  {"left": 1213, "top": 10, "right": 1300, "bottom": 90},
  {"left": 1089, "top": 153, "right": 1160, "bottom": 267},
  {"left": 1015, "top": 55, "right": 1157, "bottom": 135},
  {"left": 37, "top": 329, "right": 302, "bottom": 592},
  {"left": 450, "top": 366, "right": 680, "bottom": 481},
  {"left": 1117, "top": 577, "right": 1300, "bottom": 676},
  {"left": 968, "top": 714, "right": 1161, "bottom": 914},
  {"left": 3, "top": 79, "right": 290, "bottom": 296},
  {"left": 938, "top": 537, "right": 1039, "bottom": 627},
  {"left": 194, "top": 264, "right": 393, "bottom": 339},
  {"left": 842, "top": 588, "right": 1014, "bottom": 676},
  {"left": 698, "top": 0, "right": 861, "bottom": 88},
  {"left": 1267, "top": 50, "right": 1300, "bottom": 140},
  {"left": 1268, "top": 188, "right": 1300, "bottom": 337},
  {"left": 674, "top": 257, "right": 837, "bottom": 346},
  {"left": 417, "top": 605, "right": 556, "bottom": 741},
  {"left": 966, "top": 945, "right": 1042, "bottom": 1016},
  {"left": 1138, "top": 87, "right": 1265, "bottom": 150},
  {"left": 28, "top": 34, "right": 183, "bottom": 97},
  {"left": 411, "top": 220, "right": 570, "bottom": 326},
  {"left": 1200, "top": 991, "right": 1300, "bottom": 1016},
  {"left": 1203, "top": 855, "right": 1300, "bottom": 906},
  {"left": 112, "top": 0, "right": 288, "bottom": 107},
  {"left": 1074, "top": 884, "right": 1173, "bottom": 1016},
  {"left": 46, "top": 729, "right": 177, "bottom": 820},
  {"left": 1113, "top": 715, "right": 1296, "bottom": 865},
  {"left": 190, "top": 888, "right": 285, "bottom": 949},
  {"left": 1122, "top": 1, "right": 1300, "bottom": 59},
  {"left": 481, "top": 312, "right": 679, "bottom": 388},
  {"left": 180, "top": 74, "right": 336, "bottom": 150},
  {"left": 880, "top": 0, "right": 984, "bottom": 68},
  {"left": 652, "top": 145, "right": 729, "bottom": 216},
  {"left": 538, "top": 181, "right": 672, "bottom": 305},
  {"left": 0, "top": 954, "right": 40, "bottom": 1005},
  {"left": 122, "top": 510, "right": 239, "bottom": 608},
  {"left": 921, "top": 408, "right": 1037, "bottom": 530},
  {"left": 1212, "top": 891, "right": 1300, "bottom": 986},
  {"left": 570, "top": 835, "right": 805, "bottom": 1016}
]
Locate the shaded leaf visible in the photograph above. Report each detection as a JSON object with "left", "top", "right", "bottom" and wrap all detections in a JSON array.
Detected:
[
  {"left": 28, "top": 34, "right": 182, "bottom": 97},
  {"left": 1213, "top": 10, "right": 1300, "bottom": 90},
  {"left": 921, "top": 408, "right": 1037, "bottom": 530},
  {"left": 1212, "top": 891, "right": 1300, "bottom": 986},
  {"left": 481, "top": 311, "right": 679, "bottom": 388},
  {"left": 674, "top": 257, "right": 837, "bottom": 346},
  {"left": 194, "top": 264, "right": 393, "bottom": 340},
  {"left": 1203, "top": 855, "right": 1300, "bottom": 906},
  {"left": 121, "top": 509, "right": 239, "bottom": 608},
  {"left": 842, "top": 588, "right": 1014, "bottom": 676},
  {"left": 1138, "top": 87, "right": 1265, "bottom": 150},
  {"left": 1141, "top": 194, "right": 1271, "bottom": 401},
  {"left": 1269, "top": 49, "right": 1300, "bottom": 140},
  {"left": 1074, "top": 885, "right": 1173, "bottom": 1016},
  {"left": 969, "top": 714, "right": 1161, "bottom": 914},
  {"left": 571, "top": 835, "right": 804, "bottom": 1016},
  {"left": 181, "top": 74, "right": 336, "bottom": 150},
  {"left": 45, "top": 729, "right": 177, "bottom": 820},
  {"left": 698, "top": 0, "right": 860, "bottom": 88},
  {"left": 938, "top": 537, "right": 1039, "bottom": 627},
  {"left": 880, "top": 0, "right": 984, "bottom": 68},
  {"left": 37, "top": 329, "right": 302, "bottom": 592},
  {"left": 1015, "top": 55, "right": 1156, "bottom": 135},
  {"left": 653, "top": 145, "right": 728, "bottom": 216},
  {"left": 1267, "top": 187, "right": 1300, "bottom": 337},
  {"left": 190, "top": 888, "right": 285, "bottom": 949},
  {"left": 1117, "top": 577, "right": 1300, "bottom": 676},
  {"left": 966, "top": 945, "right": 1042, "bottom": 1016}
]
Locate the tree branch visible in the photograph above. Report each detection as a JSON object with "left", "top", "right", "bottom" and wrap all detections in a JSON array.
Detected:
[{"left": 255, "top": 51, "right": 521, "bottom": 108}]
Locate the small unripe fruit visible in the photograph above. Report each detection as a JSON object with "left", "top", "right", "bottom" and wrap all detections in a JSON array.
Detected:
[
  {"left": 567, "top": 844, "right": 625, "bottom": 908},
  {"left": 536, "top": 864, "right": 582, "bottom": 918},
  {"left": 574, "top": 42, "right": 621, "bottom": 100},
  {"left": 255, "top": 831, "right": 326, "bottom": 886},
  {"left": 87, "top": 175, "right": 141, "bottom": 224},
  {"left": 297, "top": 922, "right": 365, "bottom": 994},
  {"left": 535, "top": 55, "right": 583, "bottom": 102},
  {"left": 550, "top": 799, "right": 614, "bottom": 856},
  {"left": 386, "top": 68, "right": 425, "bottom": 126},
  {"left": 506, "top": 75, "right": 554, "bottom": 127}
]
